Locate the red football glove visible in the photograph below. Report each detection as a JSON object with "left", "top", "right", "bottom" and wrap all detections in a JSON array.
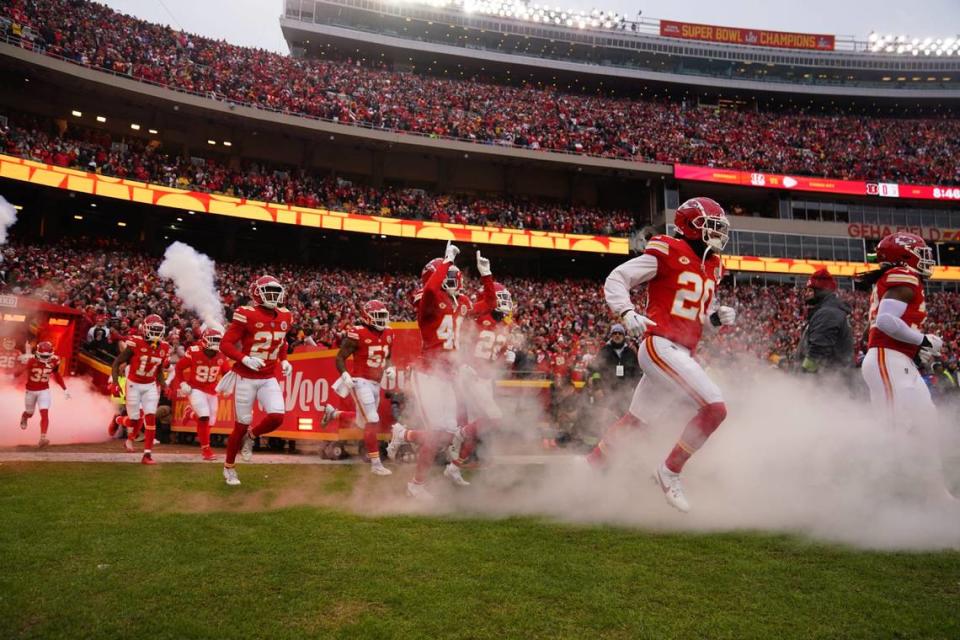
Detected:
[{"left": 107, "top": 382, "right": 121, "bottom": 396}]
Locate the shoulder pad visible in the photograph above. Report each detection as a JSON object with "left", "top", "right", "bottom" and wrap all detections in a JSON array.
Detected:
[
  {"left": 644, "top": 235, "right": 673, "bottom": 256},
  {"left": 883, "top": 269, "right": 921, "bottom": 288}
]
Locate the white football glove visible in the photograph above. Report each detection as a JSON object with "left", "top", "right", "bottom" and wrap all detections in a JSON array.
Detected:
[
  {"left": 281, "top": 360, "right": 293, "bottom": 377},
  {"left": 622, "top": 310, "right": 657, "bottom": 337},
  {"left": 382, "top": 366, "right": 397, "bottom": 389},
  {"left": 338, "top": 370, "right": 355, "bottom": 391},
  {"left": 476, "top": 250, "right": 492, "bottom": 277},
  {"left": 179, "top": 381, "right": 192, "bottom": 396},
  {"left": 918, "top": 334, "right": 944, "bottom": 366},
  {"left": 505, "top": 349, "right": 517, "bottom": 364},
  {"left": 443, "top": 240, "right": 460, "bottom": 264},
  {"left": 716, "top": 306, "right": 737, "bottom": 326},
  {"left": 242, "top": 356, "right": 265, "bottom": 372}
]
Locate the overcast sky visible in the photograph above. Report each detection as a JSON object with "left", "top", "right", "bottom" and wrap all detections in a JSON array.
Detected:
[{"left": 101, "top": 0, "right": 960, "bottom": 54}]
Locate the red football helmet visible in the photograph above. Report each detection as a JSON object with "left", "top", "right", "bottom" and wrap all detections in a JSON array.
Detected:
[
  {"left": 876, "top": 232, "right": 935, "bottom": 277},
  {"left": 200, "top": 327, "right": 223, "bottom": 350},
  {"left": 141, "top": 314, "right": 166, "bottom": 341},
  {"left": 421, "top": 258, "right": 462, "bottom": 294},
  {"left": 35, "top": 341, "right": 54, "bottom": 363},
  {"left": 674, "top": 197, "right": 730, "bottom": 252},
  {"left": 493, "top": 283, "right": 513, "bottom": 314},
  {"left": 361, "top": 299, "right": 390, "bottom": 331},
  {"left": 250, "top": 275, "right": 285, "bottom": 309}
]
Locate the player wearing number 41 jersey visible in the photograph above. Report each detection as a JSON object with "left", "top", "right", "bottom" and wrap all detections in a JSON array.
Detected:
[
  {"left": 111, "top": 315, "right": 170, "bottom": 464},
  {"left": 218, "top": 275, "right": 293, "bottom": 486},
  {"left": 586, "top": 197, "right": 736, "bottom": 513},
  {"left": 171, "top": 328, "right": 230, "bottom": 460}
]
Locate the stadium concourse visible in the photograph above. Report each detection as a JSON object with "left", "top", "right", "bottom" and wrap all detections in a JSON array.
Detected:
[
  {"left": 2, "top": 0, "right": 960, "bottom": 185},
  {"left": 5, "top": 237, "right": 960, "bottom": 379}
]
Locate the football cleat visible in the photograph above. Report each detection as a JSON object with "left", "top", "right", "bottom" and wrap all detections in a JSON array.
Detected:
[
  {"left": 38, "top": 435, "right": 49, "bottom": 448},
  {"left": 370, "top": 459, "right": 393, "bottom": 476},
  {"left": 141, "top": 453, "right": 157, "bottom": 465},
  {"left": 124, "top": 438, "right": 135, "bottom": 453},
  {"left": 201, "top": 447, "right": 217, "bottom": 461},
  {"left": 386, "top": 423, "right": 406, "bottom": 460},
  {"left": 406, "top": 481, "right": 434, "bottom": 500},
  {"left": 654, "top": 464, "right": 690, "bottom": 513},
  {"left": 223, "top": 467, "right": 241, "bottom": 486},
  {"left": 19, "top": 415, "right": 28, "bottom": 430},
  {"left": 240, "top": 431, "right": 255, "bottom": 462},
  {"left": 108, "top": 418, "right": 120, "bottom": 437},
  {"left": 443, "top": 463, "right": 470, "bottom": 487},
  {"left": 320, "top": 404, "right": 337, "bottom": 427}
]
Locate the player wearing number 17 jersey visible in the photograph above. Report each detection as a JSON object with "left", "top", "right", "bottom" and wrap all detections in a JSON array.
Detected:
[
  {"left": 586, "top": 197, "right": 736, "bottom": 513},
  {"left": 111, "top": 315, "right": 171, "bottom": 464},
  {"left": 218, "top": 275, "right": 293, "bottom": 486}
]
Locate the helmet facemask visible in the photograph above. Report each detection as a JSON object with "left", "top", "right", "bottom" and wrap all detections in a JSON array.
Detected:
[
  {"left": 258, "top": 283, "right": 285, "bottom": 309},
  {"left": 495, "top": 289, "right": 513, "bottom": 314},
  {"left": 908, "top": 244, "right": 935, "bottom": 278},
  {"left": 368, "top": 308, "right": 389, "bottom": 331},
  {"left": 443, "top": 267, "right": 461, "bottom": 295},
  {"left": 693, "top": 215, "right": 730, "bottom": 252},
  {"left": 143, "top": 322, "right": 166, "bottom": 341}
]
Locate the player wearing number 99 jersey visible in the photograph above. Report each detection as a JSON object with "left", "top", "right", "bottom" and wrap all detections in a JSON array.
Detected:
[
  {"left": 172, "top": 328, "right": 230, "bottom": 461},
  {"left": 218, "top": 275, "right": 293, "bottom": 485},
  {"left": 586, "top": 197, "right": 736, "bottom": 513}
]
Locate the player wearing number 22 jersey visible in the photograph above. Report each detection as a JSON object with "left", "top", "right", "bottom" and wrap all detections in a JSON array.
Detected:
[
  {"left": 586, "top": 197, "right": 737, "bottom": 513},
  {"left": 111, "top": 315, "right": 170, "bottom": 464},
  {"left": 218, "top": 275, "right": 293, "bottom": 486}
]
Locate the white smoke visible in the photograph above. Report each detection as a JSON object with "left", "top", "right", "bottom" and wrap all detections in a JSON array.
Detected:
[
  {"left": 0, "top": 379, "right": 114, "bottom": 446},
  {"left": 157, "top": 241, "right": 224, "bottom": 330},
  {"left": 0, "top": 195, "right": 20, "bottom": 253}
]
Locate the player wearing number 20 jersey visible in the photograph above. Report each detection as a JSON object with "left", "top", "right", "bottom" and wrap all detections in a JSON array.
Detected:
[
  {"left": 218, "top": 275, "right": 293, "bottom": 485},
  {"left": 587, "top": 197, "right": 736, "bottom": 513}
]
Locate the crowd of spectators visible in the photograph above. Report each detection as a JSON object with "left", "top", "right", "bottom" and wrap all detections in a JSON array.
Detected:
[
  {"left": 3, "top": 0, "right": 960, "bottom": 185},
  {"left": 0, "top": 114, "right": 638, "bottom": 236},
  {"left": 4, "top": 239, "right": 960, "bottom": 386}
]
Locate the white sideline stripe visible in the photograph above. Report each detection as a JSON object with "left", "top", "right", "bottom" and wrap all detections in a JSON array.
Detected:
[{"left": 0, "top": 452, "right": 569, "bottom": 465}]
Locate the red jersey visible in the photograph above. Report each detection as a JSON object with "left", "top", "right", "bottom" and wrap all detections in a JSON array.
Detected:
[
  {"left": 416, "top": 261, "right": 472, "bottom": 369},
  {"left": 220, "top": 304, "right": 293, "bottom": 379},
  {"left": 175, "top": 344, "right": 231, "bottom": 394},
  {"left": 643, "top": 235, "right": 724, "bottom": 353},
  {"left": 346, "top": 324, "right": 394, "bottom": 382},
  {"left": 867, "top": 267, "right": 927, "bottom": 358},
  {"left": 124, "top": 335, "right": 171, "bottom": 384},
  {"left": 0, "top": 347, "right": 21, "bottom": 374},
  {"left": 25, "top": 355, "right": 65, "bottom": 391},
  {"left": 464, "top": 276, "right": 506, "bottom": 373}
]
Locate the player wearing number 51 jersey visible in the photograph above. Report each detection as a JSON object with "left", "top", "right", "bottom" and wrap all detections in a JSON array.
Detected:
[
  {"left": 218, "top": 275, "right": 293, "bottom": 486},
  {"left": 111, "top": 315, "right": 170, "bottom": 464},
  {"left": 586, "top": 197, "right": 736, "bottom": 513},
  {"left": 172, "top": 328, "right": 230, "bottom": 461}
]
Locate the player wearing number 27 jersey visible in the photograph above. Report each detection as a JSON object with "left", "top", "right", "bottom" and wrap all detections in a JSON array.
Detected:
[
  {"left": 218, "top": 275, "right": 294, "bottom": 486},
  {"left": 586, "top": 197, "right": 736, "bottom": 513}
]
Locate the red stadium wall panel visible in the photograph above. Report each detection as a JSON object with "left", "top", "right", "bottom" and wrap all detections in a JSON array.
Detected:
[
  {"left": 674, "top": 164, "right": 960, "bottom": 204},
  {"left": 659, "top": 20, "right": 835, "bottom": 51},
  {"left": 0, "top": 154, "right": 629, "bottom": 255}
]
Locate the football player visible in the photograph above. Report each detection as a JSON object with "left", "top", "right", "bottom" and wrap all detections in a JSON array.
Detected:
[
  {"left": 110, "top": 315, "right": 170, "bottom": 464},
  {"left": 218, "top": 275, "right": 293, "bottom": 486},
  {"left": 170, "top": 327, "right": 230, "bottom": 460},
  {"left": 585, "top": 197, "right": 736, "bottom": 513},
  {"left": 449, "top": 273, "right": 513, "bottom": 473},
  {"left": 387, "top": 243, "right": 481, "bottom": 498},
  {"left": 322, "top": 299, "right": 396, "bottom": 476},
  {"left": 19, "top": 341, "right": 69, "bottom": 447},
  {"left": 0, "top": 336, "right": 22, "bottom": 379},
  {"left": 860, "top": 232, "right": 942, "bottom": 429}
]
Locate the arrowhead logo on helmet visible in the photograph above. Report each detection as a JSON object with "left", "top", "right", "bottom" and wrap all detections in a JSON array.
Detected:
[
  {"left": 361, "top": 299, "right": 390, "bottom": 331},
  {"left": 876, "top": 232, "right": 935, "bottom": 277},
  {"left": 674, "top": 197, "right": 730, "bottom": 253},
  {"left": 200, "top": 327, "right": 223, "bottom": 350}
]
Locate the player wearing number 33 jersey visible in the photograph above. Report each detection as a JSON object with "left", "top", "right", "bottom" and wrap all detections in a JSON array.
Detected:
[
  {"left": 586, "top": 197, "right": 735, "bottom": 513},
  {"left": 218, "top": 275, "right": 293, "bottom": 486}
]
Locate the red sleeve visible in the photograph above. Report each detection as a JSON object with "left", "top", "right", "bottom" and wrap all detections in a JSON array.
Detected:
[
  {"left": 278, "top": 340, "right": 289, "bottom": 362},
  {"left": 220, "top": 321, "right": 246, "bottom": 362},
  {"left": 472, "top": 275, "right": 496, "bottom": 317},
  {"left": 174, "top": 354, "right": 191, "bottom": 380},
  {"left": 418, "top": 260, "right": 452, "bottom": 323}
]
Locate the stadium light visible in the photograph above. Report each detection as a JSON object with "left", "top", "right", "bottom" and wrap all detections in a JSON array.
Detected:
[
  {"left": 207, "top": 140, "right": 216, "bottom": 145},
  {"left": 148, "top": 129, "right": 158, "bottom": 134},
  {"left": 130, "top": 123, "right": 140, "bottom": 130},
  {"left": 117, "top": 222, "right": 127, "bottom": 227},
  {"left": 96, "top": 116, "right": 106, "bottom": 123},
  {"left": 71, "top": 110, "right": 82, "bottom": 117},
  {"left": 223, "top": 141, "right": 232, "bottom": 147}
]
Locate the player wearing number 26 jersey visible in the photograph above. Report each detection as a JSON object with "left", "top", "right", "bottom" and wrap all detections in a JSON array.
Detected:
[
  {"left": 586, "top": 197, "right": 736, "bottom": 513},
  {"left": 218, "top": 275, "right": 293, "bottom": 485}
]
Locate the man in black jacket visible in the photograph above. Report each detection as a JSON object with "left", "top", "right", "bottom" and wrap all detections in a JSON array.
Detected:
[
  {"left": 797, "top": 269, "right": 854, "bottom": 373},
  {"left": 587, "top": 324, "right": 641, "bottom": 415}
]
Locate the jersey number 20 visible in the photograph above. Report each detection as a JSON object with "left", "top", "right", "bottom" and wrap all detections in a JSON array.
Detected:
[{"left": 671, "top": 271, "right": 715, "bottom": 323}]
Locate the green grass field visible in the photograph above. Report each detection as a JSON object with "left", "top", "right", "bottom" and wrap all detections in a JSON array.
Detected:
[{"left": 1, "top": 462, "right": 958, "bottom": 639}]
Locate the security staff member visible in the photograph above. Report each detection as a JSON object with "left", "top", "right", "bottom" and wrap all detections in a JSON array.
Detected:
[
  {"left": 587, "top": 324, "right": 641, "bottom": 414},
  {"left": 797, "top": 269, "right": 854, "bottom": 373}
]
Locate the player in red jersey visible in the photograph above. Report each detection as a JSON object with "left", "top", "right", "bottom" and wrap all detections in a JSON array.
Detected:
[
  {"left": 322, "top": 300, "right": 396, "bottom": 476},
  {"left": 218, "top": 275, "right": 293, "bottom": 486},
  {"left": 18, "top": 341, "right": 69, "bottom": 447},
  {"left": 860, "top": 232, "right": 942, "bottom": 429},
  {"left": 171, "top": 328, "right": 230, "bottom": 460},
  {"left": 110, "top": 315, "right": 170, "bottom": 464},
  {"left": 447, "top": 278, "right": 513, "bottom": 472},
  {"left": 0, "top": 336, "right": 22, "bottom": 380},
  {"left": 585, "top": 197, "right": 736, "bottom": 512},
  {"left": 387, "top": 243, "right": 485, "bottom": 498}
]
